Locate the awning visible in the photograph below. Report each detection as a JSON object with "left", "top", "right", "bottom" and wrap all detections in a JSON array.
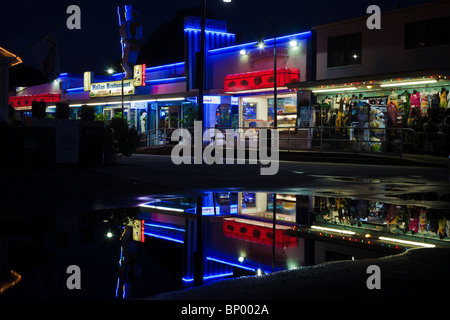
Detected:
[
  {"left": 9, "top": 93, "right": 61, "bottom": 108},
  {"left": 224, "top": 67, "right": 300, "bottom": 93},
  {"left": 286, "top": 68, "right": 450, "bottom": 93}
]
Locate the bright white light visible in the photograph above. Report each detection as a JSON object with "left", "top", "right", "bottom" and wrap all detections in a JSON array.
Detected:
[
  {"left": 378, "top": 237, "right": 436, "bottom": 248},
  {"left": 311, "top": 225, "right": 356, "bottom": 235},
  {"left": 238, "top": 256, "right": 245, "bottom": 263},
  {"left": 312, "top": 87, "right": 357, "bottom": 93},
  {"left": 258, "top": 43, "right": 265, "bottom": 49},
  {"left": 353, "top": 54, "right": 358, "bottom": 59},
  {"left": 106, "top": 232, "right": 113, "bottom": 238},
  {"left": 107, "top": 68, "right": 114, "bottom": 74},
  {"left": 240, "top": 49, "right": 246, "bottom": 55},
  {"left": 289, "top": 40, "right": 298, "bottom": 47},
  {"left": 380, "top": 80, "right": 437, "bottom": 87},
  {"left": 256, "top": 268, "right": 262, "bottom": 276},
  {"left": 223, "top": 0, "right": 231, "bottom": 2},
  {"left": 138, "top": 204, "right": 185, "bottom": 212}
]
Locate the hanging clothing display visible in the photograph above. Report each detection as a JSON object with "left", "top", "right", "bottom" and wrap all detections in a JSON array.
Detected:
[
  {"left": 420, "top": 90, "right": 429, "bottom": 117},
  {"left": 439, "top": 88, "right": 448, "bottom": 109}
]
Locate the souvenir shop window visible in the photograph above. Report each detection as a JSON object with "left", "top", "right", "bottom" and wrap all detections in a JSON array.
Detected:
[
  {"left": 404, "top": 16, "right": 449, "bottom": 49},
  {"left": 327, "top": 32, "right": 362, "bottom": 68}
]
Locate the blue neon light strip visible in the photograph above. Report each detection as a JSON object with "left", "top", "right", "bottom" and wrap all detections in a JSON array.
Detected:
[
  {"left": 206, "top": 257, "right": 257, "bottom": 272},
  {"left": 144, "top": 232, "right": 184, "bottom": 244},
  {"left": 145, "top": 76, "right": 186, "bottom": 84},
  {"left": 184, "top": 28, "right": 236, "bottom": 36},
  {"left": 182, "top": 272, "right": 234, "bottom": 283},
  {"left": 208, "top": 31, "right": 311, "bottom": 55},
  {"left": 112, "top": 62, "right": 185, "bottom": 77},
  {"left": 144, "top": 223, "right": 185, "bottom": 233},
  {"left": 66, "top": 86, "right": 84, "bottom": 92}
]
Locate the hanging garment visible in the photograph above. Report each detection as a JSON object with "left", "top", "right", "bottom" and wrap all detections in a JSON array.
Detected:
[
  {"left": 440, "top": 90, "right": 448, "bottom": 109},
  {"left": 387, "top": 100, "right": 398, "bottom": 125},
  {"left": 420, "top": 91, "right": 429, "bottom": 117},
  {"left": 448, "top": 91, "right": 450, "bottom": 109},
  {"left": 429, "top": 92, "right": 440, "bottom": 108},
  {"left": 410, "top": 91, "right": 421, "bottom": 108}
]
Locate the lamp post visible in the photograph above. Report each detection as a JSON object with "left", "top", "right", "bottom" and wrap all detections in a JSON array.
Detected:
[{"left": 256, "top": 22, "right": 277, "bottom": 128}]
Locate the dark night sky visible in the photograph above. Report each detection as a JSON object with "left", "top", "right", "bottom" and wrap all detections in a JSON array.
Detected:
[{"left": 0, "top": 0, "right": 439, "bottom": 76}]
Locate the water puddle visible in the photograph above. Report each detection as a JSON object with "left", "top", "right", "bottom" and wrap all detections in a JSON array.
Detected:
[{"left": 1, "top": 190, "right": 449, "bottom": 300}]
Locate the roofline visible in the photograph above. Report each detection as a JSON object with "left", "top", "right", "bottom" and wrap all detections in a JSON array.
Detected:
[{"left": 0, "top": 46, "right": 22, "bottom": 66}]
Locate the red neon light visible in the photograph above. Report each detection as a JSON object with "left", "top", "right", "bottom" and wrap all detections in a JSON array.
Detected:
[
  {"left": 141, "top": 220, "right": 145, "bottom": 243},
  {"left": 223, "top": 219, "right": 298, "bottom": 248},
  {"left": 224, "top": 68, "right": 300, "bottom": 92},
  {"left": 9, "top": 93, "right": 61, "bottom": 108}
]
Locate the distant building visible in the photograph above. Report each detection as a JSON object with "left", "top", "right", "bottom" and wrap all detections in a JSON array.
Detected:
[{"left": 0, "top": 46, "right": 22, "bottom": 123}]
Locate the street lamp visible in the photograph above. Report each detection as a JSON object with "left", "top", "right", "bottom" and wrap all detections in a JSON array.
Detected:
[
  {"left": 107, "top": 68, "right": 114, "bottom": 75},
  {"left": 256, "top": 21, "right": 277, "bottom": 128}
]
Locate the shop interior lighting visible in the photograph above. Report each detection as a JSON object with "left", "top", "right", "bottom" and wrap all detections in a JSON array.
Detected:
[
  {"left": 240, "top": 49, "right": 247, "bottom": 55},
  {"left": 312, "top": 87, "right": 357, "bottom": 93},
  {"left": 311, "top": 225, "right": 356, "bottom": 235},
  {"left": 380, "top": 79, "right": 437, "bottom": 87},
  {"left": 289, "top": 40, "right": 298, "bottom": 47},
  {"left": 378, "top": 237, "right": 436, "bottom": 248}
]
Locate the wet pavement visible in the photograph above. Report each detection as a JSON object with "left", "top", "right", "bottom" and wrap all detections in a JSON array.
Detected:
[{"left": 1, "top": 154, "right": 449, "bottom": 300}]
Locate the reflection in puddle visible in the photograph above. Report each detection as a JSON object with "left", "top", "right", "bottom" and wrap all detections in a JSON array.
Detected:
[{"left": 1, "top": 190, "right": 449, "bottom": 300}]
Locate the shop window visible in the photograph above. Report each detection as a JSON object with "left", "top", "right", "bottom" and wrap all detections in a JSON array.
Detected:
[
  {"left": 327, "top": 32, "right": 362, "bottom": 68},
  {"left": 404, "top": 16, "right": 449, "bottom": 49}
]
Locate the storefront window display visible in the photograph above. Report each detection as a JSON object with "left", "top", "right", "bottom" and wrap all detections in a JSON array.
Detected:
[
  {"left": 239, "top": 192, "right": 297, "bottom": 223},
  {"left": 311, "top": 81, "right": 450, "bottom": 155},
  {"left": 241, "top": 94, "right": 298, "bottom": 129},
  {"left": 312, "top": 195, "right": 450, "bottom": 243}
]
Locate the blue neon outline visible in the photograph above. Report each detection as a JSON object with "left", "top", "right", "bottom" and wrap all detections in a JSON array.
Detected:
[
  {"left": 112, "top": 62, "right": 185, "bottom": 77},
  {"left": 182, "top": 272, "right": 234, "bottom": 283},
  {"left": 206, "top": 257, "right": 257, "bottom": 272},
  {"left": 144, "top": 232, "right": 184, "bottom": 244},
  {"left": 66, "top": 87, "right": 84, "bottom": 92},
  {"left": 184, "top": 28, "right": 236, "bottom": 36},
  {"left": 208, "top": 31, "right": 312, "bottom": 55},
  {"left": 144, "top": 223, "right": 185, "bottom": 233},
  {"left": 145, "top": 76, "right": 186, "bottom": 84}
]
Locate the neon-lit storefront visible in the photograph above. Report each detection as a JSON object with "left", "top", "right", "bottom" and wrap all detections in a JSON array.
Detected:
[
  {"left": 287, "top": 71, "right": 450, "bottom": 155},
  {"left": 208, "top": 31, "right": 313, "bottom": 132}
]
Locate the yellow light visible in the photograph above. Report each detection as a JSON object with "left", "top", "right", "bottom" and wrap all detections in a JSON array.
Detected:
[
  {"left": 312, "top": 87, "right": 357, "bottom": 93},
  {"left": 378, "top": 237, "right": 436, "bottom": 248},
  {"left": 380, "top": 80, "right": 437, "bottom": 87},
  {"left": 311, "top": 225, "right": 356, "bottom": 235},
  {"left": 365, "top": 233, "right": 372, "bottom": 238}
]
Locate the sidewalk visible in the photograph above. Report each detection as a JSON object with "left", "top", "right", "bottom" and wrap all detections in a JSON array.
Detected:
[{"left": 136, "top": 145, "right": 448, "bottom": 168}]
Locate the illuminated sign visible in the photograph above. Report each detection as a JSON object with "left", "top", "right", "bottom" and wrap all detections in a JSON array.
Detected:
[
  {"left": 89, "top": 79, "right": 135, "bottom": 97},
  {"left": 132, "top": 219, "right": 145, "bottom": 243},
  {"left": 133, "top": 64, "right": 146, "bottom": 87},
  {"left": 84, "top": 71, "right": 93, "bottom": 91},
  {"left": 224, "top": 68, "right": 300, "bottom": 93},
  {"left": 203, "top": 96, "right": 221, "bottom": 104}
]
